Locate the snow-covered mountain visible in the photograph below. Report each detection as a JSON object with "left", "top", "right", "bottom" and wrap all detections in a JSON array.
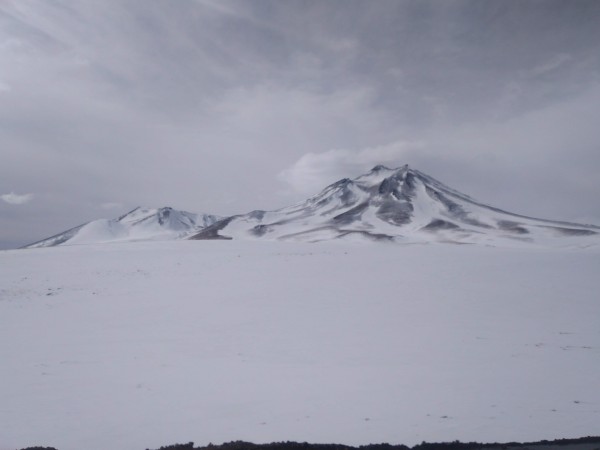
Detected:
[
  {"left": 25, "top": 207, "right": 221, "bottom": 248},
  {"left": 190, "top": 164, "right": 599, "bottom": 245},
  {"left": 24, "top": 165, "right": 599, "bottom": 248}
]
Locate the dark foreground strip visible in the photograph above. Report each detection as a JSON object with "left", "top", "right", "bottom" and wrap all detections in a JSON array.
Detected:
[{"left": 19, "top": 436, "right": 600, "bottom": 450}]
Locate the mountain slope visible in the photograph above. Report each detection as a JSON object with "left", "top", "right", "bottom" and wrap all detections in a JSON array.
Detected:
[
  {"left": 24, "top": 165, "right": 599, "bottom": 248},
  {"left": 24, "top": 207, "right": 220, "bottom": 248},
  {"left": 190, "top": 165, "right": 599, "bottom": 246}
]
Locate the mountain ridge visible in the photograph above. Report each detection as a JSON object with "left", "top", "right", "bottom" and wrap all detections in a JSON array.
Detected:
[
  {"left": 190, "top": 165, "right": 599, "bottom": 245},
  {"left": 23, "top": 165, "right": 599, "bottom": 248},
  {"left": 24, "top": 206, "right": 221, "bottom": 248}
]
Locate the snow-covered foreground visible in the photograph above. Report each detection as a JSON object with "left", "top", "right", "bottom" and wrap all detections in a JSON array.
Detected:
[{"left": 1, "top": 241, "right": 599, "bottom": 450}]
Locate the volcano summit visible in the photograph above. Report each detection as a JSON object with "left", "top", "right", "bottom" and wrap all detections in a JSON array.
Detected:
[{"left": 190, "top": 165, "right": 599, "bottom": 246}]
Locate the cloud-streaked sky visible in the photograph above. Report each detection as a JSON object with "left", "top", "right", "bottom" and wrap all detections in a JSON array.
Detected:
[{"left": 1, "top": 0, "right": 599, "bottom": 249}]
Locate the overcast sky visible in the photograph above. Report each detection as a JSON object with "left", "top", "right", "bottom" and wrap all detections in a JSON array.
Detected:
[{"left": 1, "top": 0, "right": 600, "bottom": 249}]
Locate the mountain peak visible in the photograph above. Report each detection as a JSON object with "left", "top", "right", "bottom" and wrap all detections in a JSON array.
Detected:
[
  {"left": 191, "top": 163, "right": 599, "bottom": 245},
  {"left": 355, "top": 164, "right": 412, "bottom": 187},
  {"left": 24, "top": 206, "right": 221, "bottom": 248},
  {"left": 370, "top": 164, "right": 392, "bottom": 172},
  {"left": 370, "top": 164, "right": 410, "bottom": 172}
]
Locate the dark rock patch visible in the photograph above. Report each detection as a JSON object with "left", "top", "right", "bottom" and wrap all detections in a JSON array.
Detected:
[
  {"left": 421, "top": 219, "right": 460, "bottom": 231},
  {"left": 332, "top": 203, "right": 369, "bottom": 225},
  {"left": 337, "top": 230, "right": 396, "bottom": 242},
  {"left": 189, "top": 217, "right": 234, "bottom": 240},
  {"left": 248, "top": 210, "right": 266, "bottom": 220},
  {"left": 376, "top": 200, "right": 413, "bottom": 226},
  {"left": 250, "top": 224, "right": 271, "bottom": 237},
  {"left": 497, "top": 220, "right": 529, "bottom": 235},
  {"left": 541, "top": 226, "right": 597, "bottom": 236}
]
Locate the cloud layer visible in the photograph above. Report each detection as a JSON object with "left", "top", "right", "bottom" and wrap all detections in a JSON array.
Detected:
[
  {"left": 279, "top": 141, "right": 425, "bottom": 194},
  {"left": 1, "top": 192, "right": 34, "bottom": 205},
  {"left": 1, "top": 0, "right": 600, "bottom": 248}
]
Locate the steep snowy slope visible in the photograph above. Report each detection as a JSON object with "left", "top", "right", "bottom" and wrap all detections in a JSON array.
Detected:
[
  {"left": 25, "top": 207, "right": 220, "bottom": 248},
  {"left": 190, "top": 165, "right": 599, "bottom": 246}
]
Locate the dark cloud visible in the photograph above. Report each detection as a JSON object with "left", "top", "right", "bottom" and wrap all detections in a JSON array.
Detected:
[{"left": 1, "top": 0, "right": 600, "bottom": 248}]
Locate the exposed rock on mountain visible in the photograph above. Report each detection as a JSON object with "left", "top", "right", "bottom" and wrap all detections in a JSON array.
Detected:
[{"left": 190, "top": 165, "right": 599, "bottom": 245}]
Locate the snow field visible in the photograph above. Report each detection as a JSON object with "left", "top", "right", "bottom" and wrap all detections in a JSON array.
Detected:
[{"left": 1, "top": 241, "right": 599, "bottom": 450}]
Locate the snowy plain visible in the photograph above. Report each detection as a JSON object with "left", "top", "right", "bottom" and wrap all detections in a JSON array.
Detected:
[{"left": 1, "top": 240, "right": 599, "bottom": 450}]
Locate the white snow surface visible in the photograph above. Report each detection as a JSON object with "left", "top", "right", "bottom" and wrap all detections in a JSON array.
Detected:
[{"left": 1, "top": 240, "right": 600, "bottom": 450}]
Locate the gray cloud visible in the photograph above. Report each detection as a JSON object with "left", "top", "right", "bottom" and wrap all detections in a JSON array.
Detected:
[
  {"left": 1, "top": 0, "right": 600, "bottom": 248},
  {"left": 279, "top": 140, "right": 425, "bottom": 194},
  {"left": 1, "top": 192, "right": 34, "bottom": 205}
]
